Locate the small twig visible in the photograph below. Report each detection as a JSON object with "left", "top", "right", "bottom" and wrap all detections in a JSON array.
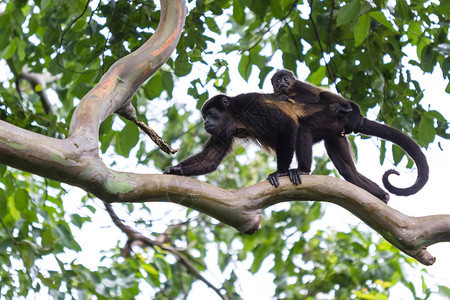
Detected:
[
  {"left": 104, "top": 202, "right": 226, "bottom": 299},
  {"left": 116, "top": 103, "right": 179, "bottom": 155},
  {"left": 134, "top": 119, "right": 179, "bottom": 154},
  {"left": 308, "top": 0, "right": 335, "bottom": 84},
  {"left": 326, "top": 0, "right": 336, "bottom": 54},
  {"left": 0, "top": 215, "right": 17, "bottom": 246},
  {"left": 56, "top": 0, "right": 92, "bottom": 74},
  {"left": 18, "top": 71, "right": 59, "bottom": 115}
]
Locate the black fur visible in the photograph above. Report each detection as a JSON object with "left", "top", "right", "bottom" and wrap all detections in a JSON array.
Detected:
[
  {"left": 164, "top": 93, "right": 318, "bottom": 187},
  {"left": 165, "top": 91, "right": 429, "bottom": 203},
  {"left": 270, "top": 69, "right": 428, "bottom": 201}
]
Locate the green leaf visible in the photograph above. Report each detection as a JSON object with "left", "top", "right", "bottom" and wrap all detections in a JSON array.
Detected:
[
  {"left": 354, "top": 14, "right": 370, "bottom": 46},
  {"left": 41, "top": 0, "right": 52, "bottom": 11},
  {"left": 16, "top": 38, "right": 26, "bottom": 61},
  {"left": 174, "top": 54, "right": 192, "bottom": 77},
  {"left": 392, "top": 145, "right": 405, "bottom": 166},
  {"left": 336, "top": 0, "right": 361, "bottom": 27},
  {"left": 205, "top": 17, "right": 220, "bottom": 34},
  {"left": 372, "top": 74, "right": 385, "bottom": 93},
  {"left": 249, "top": 244, "right": 267, "bottom": 273},
  {"left": 270, "top": 0, "right": 283, "bottom": 19},
  {"left": 439, "top": 285, "right": 450, "bottom": 297},
  {"left": 142, "top": 263, "right": 160, "bottom": 286},
  {"left": 14, "top": 189, "right": 29, "bottom": 211},
  {"left": 7, "top": 196, "right": 20, "bottom": 220},
  {"left": 0, "top": 164, "right": 6, "bottom": 177},
  {"left": 420, "top": 45, "right": 437, "bottom": 73},
  {"left": 380, "top": 140, "right": 386, "bottom": 165},
  {"left": 396, "top": 0, "right": 413, "bottom": 21},
  {"left": 118, "top": 122, "right": 140, "bottom": 157},
  {"left": 369, "top": 11, "right": 396, "bottom": 32},
  {"left": 2, "top": 37, "right": 16, "bottom": 59},
  {"left": 154, "top": 254, "right": 172, "bottom": 280},
  {"left": 418, "top": 115, "right": 435, "bottom": 146},
  {"left": 161, "top": 70, "right": 174, "bottom": 98},
  {"left": 0, "top": 189, "right": 7, "bottom": 218},
  {"left": 233, "top": 0, "right": 245, "bottom": 25},
  {"left": 306, "top": 66, "right": 326, "bottom": 85},
  {"left": 238, "top": 54, "right": 251, "bottom": 81}
]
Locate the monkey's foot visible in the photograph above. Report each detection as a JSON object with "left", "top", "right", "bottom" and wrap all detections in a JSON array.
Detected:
[
  {"left": 288, "top": 169, "right": 302, "bottom": 185},
  {"left": 329, "top": 103, "right": 352, "bottom": 113},
  {"left": 267, "top": 171, "right": 289, "bottom": 187}
]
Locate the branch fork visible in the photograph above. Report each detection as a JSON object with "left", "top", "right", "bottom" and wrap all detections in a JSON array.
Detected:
[{"left": 0, "top": 0, "right": 448, "bottom": 267}]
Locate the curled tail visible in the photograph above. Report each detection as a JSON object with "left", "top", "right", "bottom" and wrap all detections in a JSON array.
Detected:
[{"left": 358, "top": 119, "right": 429, "bottom": 196}]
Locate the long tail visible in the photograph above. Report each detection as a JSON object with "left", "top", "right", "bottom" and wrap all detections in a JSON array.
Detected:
[{"left": 358, "top": 119, "right": 429, "bottom": 196}]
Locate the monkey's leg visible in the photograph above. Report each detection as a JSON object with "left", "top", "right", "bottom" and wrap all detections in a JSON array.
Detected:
[
  {"left": 295, "top": 128, "right": 313, "bottom": 173},
  {"left": 267, "top": 131, "right": 296, "bottom": 187},
  {"left": 324, "top": 135, "right": 390, "bottom": 203},
  {"left": 280, "top": 127, "right": 313, "bottom": 185}
]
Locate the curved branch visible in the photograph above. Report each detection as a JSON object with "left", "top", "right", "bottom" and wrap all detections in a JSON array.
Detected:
[
  {"left": 0, "top": 0, "right": 448, "bottom": 267},
  {"left": 69, "top": 0, "right": 187, "bottom": 143},
  {"left": 1, "top": 114, "right": 449, "bottom": 265}
]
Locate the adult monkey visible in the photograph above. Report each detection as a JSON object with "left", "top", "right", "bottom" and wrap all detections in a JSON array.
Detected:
[
  {"left": 164, "top": 93, "right": 429, "bottom": 203},
  {"left": 165, "top": 93, "right": 324, "bottom": 187},
  {"left": 270, "top": 69, "right": 429, "bottom": 201}
]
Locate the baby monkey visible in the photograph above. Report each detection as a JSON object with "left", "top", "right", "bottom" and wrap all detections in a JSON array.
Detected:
[{"left": 271, "top": 69, "right": 352, "bottom": 114}]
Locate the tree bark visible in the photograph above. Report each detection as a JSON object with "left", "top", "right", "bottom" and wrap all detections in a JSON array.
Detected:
[{"left": 0, "top": 0, "right": 448, "bottom": 266}]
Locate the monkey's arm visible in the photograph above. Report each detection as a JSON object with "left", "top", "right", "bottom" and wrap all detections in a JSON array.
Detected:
[
  {"left": 319, "top": 91, "right": 353, "bottom": 113},
  {"left": 164, "top": 135, "right": 233, "bottom": 176}
]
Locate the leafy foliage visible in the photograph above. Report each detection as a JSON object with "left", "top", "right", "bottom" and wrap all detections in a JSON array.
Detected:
[{"left": 0, "top": 0, "right": 449, "bottom": 299}]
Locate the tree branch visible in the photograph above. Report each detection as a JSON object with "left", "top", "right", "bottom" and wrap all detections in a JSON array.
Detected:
[{"left": 0, "top": 0, "right": 448, "bottom": 267}]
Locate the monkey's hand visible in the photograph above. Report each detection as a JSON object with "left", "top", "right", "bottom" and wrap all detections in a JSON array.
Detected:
[
  {"left": 329, "top": 103, "right": 352, "bottom": 113},
  {"left": 277, "top": 94, "right": 290, "bottom": 102},
  {"left": 164, "top": 166, "right": 184, "bottom": 175}
]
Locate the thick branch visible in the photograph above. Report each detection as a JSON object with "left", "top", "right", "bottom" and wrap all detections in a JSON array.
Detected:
[
  {"left": 69, "top": 0, "right": 187, "bottom": 143},
  {"left": 1, "top": 115, "right": 449, "bottom": 265},
  {"left": 0, "top": 0, "right": 448, "bottom": 267}
]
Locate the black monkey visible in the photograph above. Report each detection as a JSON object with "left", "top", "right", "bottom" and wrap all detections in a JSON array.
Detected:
[
  {"left": 271, "top": 70, "right": 428, "bottom": 201},
  {"left": 271, "top": 69, "right": 352, "bottom": 114},
  {"left": 164, "top": 93, "right": 324, "bottom": 186},
  {"left": 165, "top": 93, "right": 429, "bottom": 203}
]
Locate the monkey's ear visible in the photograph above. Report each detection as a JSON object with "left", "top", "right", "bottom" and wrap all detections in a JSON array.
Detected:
[{"left": 221, "top": 97, "right": 230, "bottom": 107}]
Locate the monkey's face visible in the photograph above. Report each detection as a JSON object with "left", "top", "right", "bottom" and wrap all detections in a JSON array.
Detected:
[
  {"left": 272, "top": 73, "right": 293, "bottom": 94},
  {"left": 203, "top": 107, "right": 221, "bottom": 134}
]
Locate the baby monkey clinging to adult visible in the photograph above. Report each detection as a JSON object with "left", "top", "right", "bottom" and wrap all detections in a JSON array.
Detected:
[{"left": 271, "top": 69, "right": 353, "bottom": 115}]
